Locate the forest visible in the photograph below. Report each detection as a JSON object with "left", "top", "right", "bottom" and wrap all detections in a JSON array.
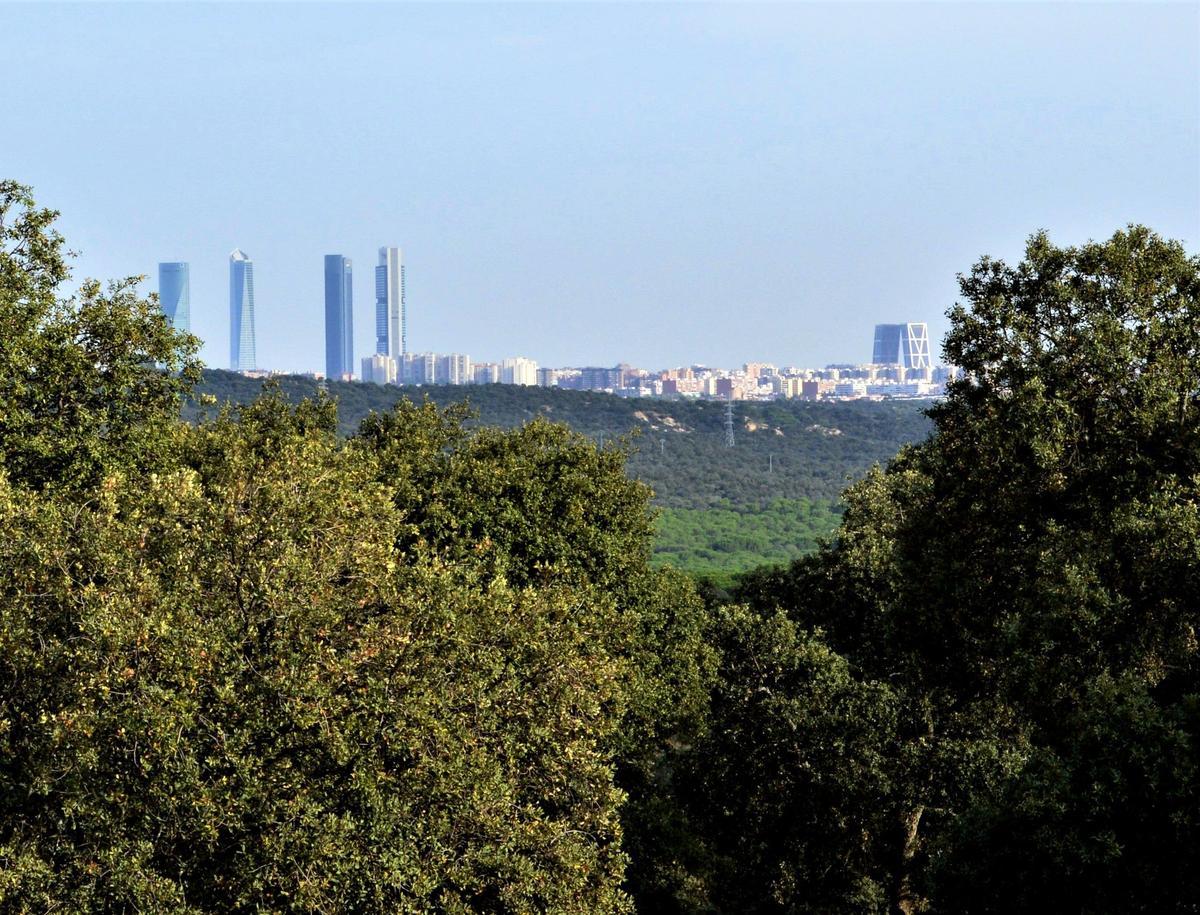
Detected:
[
  {"left": 191, "top": 371, "right": 932, "bottom": 577},
  {"left": 3, "top": 180, "right": 1199, "bottom": 914}
]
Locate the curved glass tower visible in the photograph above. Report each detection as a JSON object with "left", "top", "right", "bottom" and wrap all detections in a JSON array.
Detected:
[
  {"left": 229, "top": 249, "right": 256, "bottom": 371},
  {"left": 157, "top": 262, "right": 190, "bottom": 332},
  {"left": 324, "top": 254, "right": 353, "bottom": 380}
]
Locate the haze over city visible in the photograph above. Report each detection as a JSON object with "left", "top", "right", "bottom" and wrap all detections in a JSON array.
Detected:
[{"left": 4, "top": 2, "right": 1197, "bottom": 373}]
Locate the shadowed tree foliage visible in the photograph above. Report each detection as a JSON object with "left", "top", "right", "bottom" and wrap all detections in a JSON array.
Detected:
[{"left": 703, "top": 227, "right": 1200, "bottom": 914}]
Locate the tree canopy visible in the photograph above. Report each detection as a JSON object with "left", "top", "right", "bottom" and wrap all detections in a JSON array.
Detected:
[
  {"left": 688, "top": 226, "right": 1200, "bottom": 913},
  {"left": 0, "top": 182, "right": 710, "bottom": 912}
]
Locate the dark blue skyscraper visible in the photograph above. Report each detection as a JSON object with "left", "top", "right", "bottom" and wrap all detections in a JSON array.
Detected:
[
  {"left": 229, "top": 249, "right": 256, "bottom": 371},
  {"left": 324, "top": 255, "right": 353, "bottom": 380},
  {"left": 157, "top": 262, "right": 190, "bottom": 332}
]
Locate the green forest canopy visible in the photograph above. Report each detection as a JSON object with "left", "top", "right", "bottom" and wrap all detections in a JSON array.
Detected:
[{"left": 190, "top": 371, "right": 933, "bottom": 576}]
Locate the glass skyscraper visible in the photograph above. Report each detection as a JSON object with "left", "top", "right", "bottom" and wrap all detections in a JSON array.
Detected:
[
  {"left": 375, "top": 246, "right": 405, "bottom": 358},
  {"left": 324, "top": 255, "right": 353, "bottom": 380},
  {"left": 872, "top": 323, "right": 931, "bottom": 369},
  {"left": 229, "top": 249, "right": 256, "bottom": 371},
  {"left": 157, "top": 262, "right": 190, "bottom": 332}
]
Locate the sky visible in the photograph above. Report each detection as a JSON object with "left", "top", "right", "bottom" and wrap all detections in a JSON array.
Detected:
[{"left": 3, "top": 2, "right": 1198, "bottom": 374}]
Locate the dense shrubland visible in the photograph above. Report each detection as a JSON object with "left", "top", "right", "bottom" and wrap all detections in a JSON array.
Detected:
[
  {"left": 191, "top": 370, "right": 932, "bottom": 577},
  {"left": 2, "top": 181, "right": 1198, "bottom": 912}
]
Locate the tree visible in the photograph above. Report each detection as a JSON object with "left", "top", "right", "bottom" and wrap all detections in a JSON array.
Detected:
[
  {"left": 0, "top": 181, "right": 201, "bottom": 491},
  {"left": 352, "top": 402, "right": 717, "bottom": 907},
  {"left": 0, "top": 184, "right": 689, "bottom": 911},
  {"left": 1, "top": 390, "right": 641, "bottom": 912},
  {"left": 699, "top": 227, "right": 1200, "bottom": 913},
  {"left": 911, "top": 227, "right": 1200, "bottom": 911},
  {"left": 658, "top": 606, "right": 898, "bottom": 914}
]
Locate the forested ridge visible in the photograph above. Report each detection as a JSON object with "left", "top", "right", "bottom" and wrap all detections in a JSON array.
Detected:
[
  {"left": 3, "top": 181, "right": 1199, "bottom": 913},
  {"left": 190, "top": 372, "right": 933, "bottom": 575}
]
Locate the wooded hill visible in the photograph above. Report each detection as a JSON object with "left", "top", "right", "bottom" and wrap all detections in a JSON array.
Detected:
[{"left": 191, "top": 371, "right": 933, "bottom": 574}]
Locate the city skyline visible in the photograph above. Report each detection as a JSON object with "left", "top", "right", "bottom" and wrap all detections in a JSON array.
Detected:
[
  {"left": 169, "top": 245, "right": 950, "bottom": 374},
  {"left": 153, "top": 240, "right": 951, "bottom": 395},
  {"left": 8, "top": 4, "right": 1196, "bottom": 372}
]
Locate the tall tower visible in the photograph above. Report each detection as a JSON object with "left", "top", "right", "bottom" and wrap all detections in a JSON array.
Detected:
[
  {"left": 229, "top": 249, "right": 256, "bottom": 371},
  {"left": 872, "top": 324, "right": 904, "bottom": 365},
  {"left": 157, "top": 262, "right": 190, "bottom": 332},
  {"left": 872, "top": 322, "right": 931, "bottom": 369},
  {"left": 324, "top": 255, "right": 353, "bottom": 380},
  {"left": 375, "top": 246, "right": 405, "bottom": 359},
  {"left": 901, "top": 322, "right": 932, "bottom": 369}
]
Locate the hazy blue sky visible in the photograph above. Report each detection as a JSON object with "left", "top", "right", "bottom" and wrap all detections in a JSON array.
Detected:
[{"left": 4, "top": 2, "right": 1198, "bottom": 373}]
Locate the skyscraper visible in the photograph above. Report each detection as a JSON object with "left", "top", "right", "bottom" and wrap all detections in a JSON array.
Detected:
[
  {"left": 324, "top": 255, "right": 353, "bottom": 380},
  {"left": 157, "top": 262, "right": 190, "bottom": 332},
  {"left": 375, "top": 247, "right": 404, "bottom": 359},
  {"left": 229, "top": 249, "right": 256, "bottom": 371},
  {"left": 872, "top": 323, "right": 931, "bottom": 369}
]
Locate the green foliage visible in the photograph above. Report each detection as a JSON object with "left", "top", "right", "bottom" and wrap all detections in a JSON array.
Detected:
[
  {"left": 707, "top": 227, "right": 1200, "bottom": 913},
  {"left": 654, "top": 498, "right": 843, "bottom": 575},
  {"left": 350, "top": 401, "right": 718, "bottom": 903},
  {"left": 0, "top": 399, "right": 633, "bottom": 911},
  {"left": 0, "top": 183, "right": 714, "bottom": 912},
  {"left": 635, "top": 606, "right": 900, "bottom": 914},
  {"left": 0, "top": 181, "right": 201, "bottom": 490},
  {"left": 189, "top": 371, "right": 932, "bottom": 575}
]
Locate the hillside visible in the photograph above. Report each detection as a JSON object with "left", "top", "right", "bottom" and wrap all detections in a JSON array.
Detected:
[{"left": 191, "top": 370, "right": 933, "bottom": 574}]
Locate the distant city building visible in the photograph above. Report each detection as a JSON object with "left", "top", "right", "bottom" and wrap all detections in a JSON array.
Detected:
[
  {"left": 324, "top": 255, "right": 353, "bottom": 381},
  {"left": 834, "top": 380, "right": 868, "bottom": 398},
  {"left": 361, "top": 353, "right": 397, "bottom": 385},
  {"left": 375, "top": 247, "right": 405, "bottom": 359},
  {"left": 933, "top": 365, "right": 959, "bottom": 383},
  {"left": 437, "top": 353, "right": 472, "bottom": 385},
  {"left": 501, "top": 356, "right": 538, "bottom": 386},
  {"left": 774, "top": 376, "right": 804, "bottom": 398},
  {"left": 472, "top": 362, "right": 501, "bottom": 385},
  {"left": 401, "top": 352, "right": 437, "bottom": 385},
  {"left": 555, "top": 365, "right": 629, "bottom": 392},
  {"left": 872, "top": 323, "right": 932, "bottom": 369},
  {"left": 801, "top": 379, "right": 835, "bottom": 400},
  {"left": 157, "top": 262, "right": 190, "bottom": 332},
  {"left": 229, "top": 249, "right": 256, "bottom": 371}
]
